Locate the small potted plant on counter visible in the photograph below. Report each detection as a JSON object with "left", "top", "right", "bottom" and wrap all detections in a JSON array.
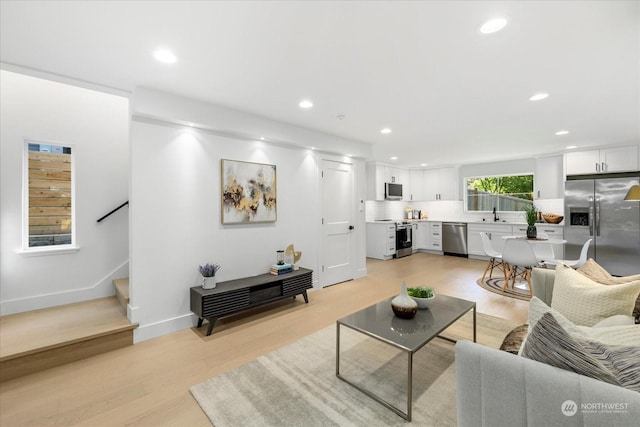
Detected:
[{"left": 199, "top": 262, "right": 221, "bottom": 289}]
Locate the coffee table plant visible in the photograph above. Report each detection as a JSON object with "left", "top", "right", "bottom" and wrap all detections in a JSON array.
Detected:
[{"left": 407, "top": 286, "right": 435, "bottom": 309}]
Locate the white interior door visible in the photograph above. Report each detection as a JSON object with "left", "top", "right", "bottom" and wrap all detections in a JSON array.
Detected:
[{"left": 321, "top": 159, "right": 354, "bottom": 286}]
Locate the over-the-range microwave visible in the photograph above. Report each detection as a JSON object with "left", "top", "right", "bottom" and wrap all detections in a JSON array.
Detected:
[{"left": 385, "top": 182, "right": 403, "bottom": 200}]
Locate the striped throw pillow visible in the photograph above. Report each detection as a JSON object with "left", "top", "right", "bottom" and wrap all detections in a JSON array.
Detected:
[{"left": 521, "top": 312, "right": 640, "bottom": 392}]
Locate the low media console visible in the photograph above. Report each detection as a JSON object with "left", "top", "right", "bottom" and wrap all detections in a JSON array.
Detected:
[{"left": 190, "top": 267, "right": 313, "bottom": 336}]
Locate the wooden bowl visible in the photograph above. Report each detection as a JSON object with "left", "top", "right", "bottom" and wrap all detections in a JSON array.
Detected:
[{"left": 543, "top": 214, "right": 564, "bottom": 224}]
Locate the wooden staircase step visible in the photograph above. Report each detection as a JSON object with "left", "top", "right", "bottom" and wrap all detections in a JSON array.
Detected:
[
  {"left": 0, "top": 296, "right": 137, "bottom": 382},
  {"left": 113, "top": 277, "right": 129, "bottom": 309}
]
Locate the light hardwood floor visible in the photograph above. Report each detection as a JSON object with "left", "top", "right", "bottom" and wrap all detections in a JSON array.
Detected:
[{"left": 0, "top": 254, "right": 528, "bottom": 427}]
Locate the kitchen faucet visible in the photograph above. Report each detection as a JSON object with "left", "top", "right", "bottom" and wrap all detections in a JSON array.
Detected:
[{"left": 493, "top": 207, "right": 499, "bottom": 222}]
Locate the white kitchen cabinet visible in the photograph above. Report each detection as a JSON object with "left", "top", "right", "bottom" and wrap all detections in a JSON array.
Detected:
[
  {"left": 409, "top": 169, "right": 424, "bottom": 201},
  {"left": 535, "top": 155, "right": 563, "bottom": 199},
  {"left": 367, "top": 162, "right": 459, "bottom": 202},
  {"left": 426, "top": 222, "right": 442, "bottom": 251},
  {"left": 399, "top": 168, "right": 411, "bottom": 201},
  {"left": 366, "top": 162, "right": 409, "bottom": 201},
  {"left": 467, "top": 223, "right": 512, "bottom": 258},
  {"left": 423, "top": 167, "right": 459, "bottom": 201},
  {"left": 413, "top": 222, "right": 428, "bottom": 250},
  {"left": 437, "top": 167, "right": 459, "bottom": 201},
  {"left": 565, "top": 146, "right": 639, "bottom": 175},
  {"left": 423, "top": 169, "right": 439, "bottom": 201},
  {"left": 366, "top": 162, "right": 384, "bottom": 200},
  {"left": 384, "top": 165, "right": 403, "bottom": 184},
  {"left": 366, "top": 222, "right": 396, "bottom": 260}
]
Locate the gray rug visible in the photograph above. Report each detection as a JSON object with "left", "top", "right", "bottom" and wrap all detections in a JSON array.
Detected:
[
  {"left": 476, "top": 277, "right": 532, "bottom": 301},
  {"left": 190, "top": 311, "right": 516, "bottom": 426}
]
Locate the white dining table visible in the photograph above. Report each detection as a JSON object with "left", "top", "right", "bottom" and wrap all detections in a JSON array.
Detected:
[
  {"left": 501, "top": 235, "right": 567, "bottom": 245},
  {"left": 500, "top": 236, "right": 567, "bottom": 290},
  {"left": 501, "top": 235, "right": 567, "bottom": 262}
]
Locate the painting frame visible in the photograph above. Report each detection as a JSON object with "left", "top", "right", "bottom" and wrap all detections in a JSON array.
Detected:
[{"left": 221, "top": 159, "right": 277, "bottom": 224}]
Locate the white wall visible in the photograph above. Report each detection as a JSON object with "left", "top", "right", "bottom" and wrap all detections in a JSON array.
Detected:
[
  {"left": 130, "top": 89, "right": 368, "bottom": 342},
  {"left": 0, "top": 71, "right": 129, "bottom": 314}
]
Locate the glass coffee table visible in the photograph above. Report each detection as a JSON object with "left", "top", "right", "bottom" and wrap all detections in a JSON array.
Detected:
[{"left": 335, "top": 294, "right": 476, "bottom": 421}]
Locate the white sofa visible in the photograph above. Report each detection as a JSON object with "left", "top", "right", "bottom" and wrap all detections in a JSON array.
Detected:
[{"left": 455, "top": 268, "right": 640, "bottom": 427}]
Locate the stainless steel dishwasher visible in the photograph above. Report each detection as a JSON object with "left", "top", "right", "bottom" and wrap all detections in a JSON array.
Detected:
[{"left": 442, "top": 222, "right": 468, "bottom": 257}]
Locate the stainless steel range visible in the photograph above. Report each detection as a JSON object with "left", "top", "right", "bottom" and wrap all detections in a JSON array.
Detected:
[{"left": 395, "top": 222, "right": 413, "bottom": 258}]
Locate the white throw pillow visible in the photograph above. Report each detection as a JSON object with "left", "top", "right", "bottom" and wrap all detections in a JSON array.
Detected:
[
  {"left": 577, "top": 324, "right": 640, "bottom": 347},
  {"left": 528, "top": 296, "right": 640, "bottom": 347},
  {"left": 528, "top": 296, "right": 583, "bottom": 336},
  {"left": 592, "top": 315, "right": 635, "bottom": 328},
  {"left": 551, "top": 263, "right": 640, "bottom": 327}
]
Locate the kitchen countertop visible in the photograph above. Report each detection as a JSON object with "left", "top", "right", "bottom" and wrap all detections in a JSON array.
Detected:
[{"left": 367, "top": 219, "right": 564, "bottom": 226}]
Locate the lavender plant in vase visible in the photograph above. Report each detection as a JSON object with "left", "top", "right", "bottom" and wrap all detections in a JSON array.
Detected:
[{"left": 199, "top": 262, "right": 221, "bottom": 289}]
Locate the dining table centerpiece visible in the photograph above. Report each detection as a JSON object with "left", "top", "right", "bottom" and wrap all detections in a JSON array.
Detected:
[{"left": 524, "top": 205, "right": 537, "bottom": 239}]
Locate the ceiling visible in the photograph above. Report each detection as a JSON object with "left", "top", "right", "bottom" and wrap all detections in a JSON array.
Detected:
[{"left": 1, "top": 1, "right": 638, "bottom": 167}]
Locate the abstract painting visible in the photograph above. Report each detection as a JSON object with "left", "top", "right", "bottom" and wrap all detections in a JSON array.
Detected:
[{"left": 221, "top": 159, "right": 277, "bottom": 224}]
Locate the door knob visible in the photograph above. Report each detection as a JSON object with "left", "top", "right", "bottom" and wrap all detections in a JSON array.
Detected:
[{"left": 348, "top": 225, "right": 355, "bottom": 230}]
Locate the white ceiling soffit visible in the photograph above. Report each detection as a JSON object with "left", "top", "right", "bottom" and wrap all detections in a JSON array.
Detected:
[{"left": 1, "top": 1, "right": 638, "bottom": 167}]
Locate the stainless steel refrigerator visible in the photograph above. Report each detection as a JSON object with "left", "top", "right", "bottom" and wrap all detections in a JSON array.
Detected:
[{"left": 564, "top": 174, "right": 640, "bottom": 277}]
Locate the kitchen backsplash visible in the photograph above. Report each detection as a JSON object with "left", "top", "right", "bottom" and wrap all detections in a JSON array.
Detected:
[{"left": 365, "top": 199, "right": 564, "bottom": 223}]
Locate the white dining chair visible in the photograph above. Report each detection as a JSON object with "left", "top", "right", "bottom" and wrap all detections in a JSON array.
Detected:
[
  {"left": 531, "top": 233, "right": 555, "bottom": 266},
  {"left": 480, "top": 232, "right": 504, "bottom": 282},
  {"left": 502, "top": 238, "right": 540, "bottom": 295},
  {"left": 545, "top": 239, "right": 592, "bottom": 268}
]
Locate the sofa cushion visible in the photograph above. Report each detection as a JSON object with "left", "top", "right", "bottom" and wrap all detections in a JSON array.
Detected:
[
  {"left": 551, "top": 263, "right": 640, "bottom": 326},
  {"left": 528, "top": 296, "right": 639, "bottom": 346},
  {"left": 583, "top": 324, "right": 640, "bottom": 347},
  {"left": 578, "top": 258, "right": 640, "bottom": 285},
  {"left": 578, "top": 258, "right": 640, "bottom": 320},
  {"left": 529, "top": 296, "right": 584, "bottom": 335},
  {"left": 521, "top": 312, "right": 640, "bottom": 392}
]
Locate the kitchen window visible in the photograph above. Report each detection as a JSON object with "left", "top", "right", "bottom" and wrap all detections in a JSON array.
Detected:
[
  {"left": 23, "top": 140, "right": 76, "bottom": 251},
  {"left": 465, "top": 174, "right": 534, "bottom": 212}
]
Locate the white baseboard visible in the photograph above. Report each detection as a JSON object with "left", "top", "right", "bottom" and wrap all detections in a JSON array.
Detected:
[{"left": 133, "top": 313, "right": 196, "bottom": 343}]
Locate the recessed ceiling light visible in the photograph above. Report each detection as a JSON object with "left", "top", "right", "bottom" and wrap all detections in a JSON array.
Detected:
[
  {"left": 555, "top": 130, "right": 570, "bottom": 136},
  {"left": 480, "top": 18, "right": 507, "bottom": 34},
  {"left": 420, "top": 163, "right": 428, "bottom": 167},
  {"left": 299, "top": 99, "right": 313, "bottom": 109},
  {"left": 380, "top": 128, "right": 392, "bottom": 134},
  {"left": 153, "top": 49, "right": 177, "bottom": 64},
  {"left": 566, "top": 145, "right": 577, "bottom": 149},
  {"left": 310, "top": 146, "right": 316, "bottom": 150},
  {"left": 529, "top": 93, "right": 549, "bottom": 101},
  {"left": 390, "top": 156, "right": 398, "bottom": 160}
]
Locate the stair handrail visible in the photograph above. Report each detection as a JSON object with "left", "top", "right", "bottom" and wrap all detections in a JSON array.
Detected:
[{"left": 97, "top": 201, "right": 129, "bottom": 223}]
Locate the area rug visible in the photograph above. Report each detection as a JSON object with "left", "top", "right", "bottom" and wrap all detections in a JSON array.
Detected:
[
  {"left": 476, "top": 277, "right": 532, "bottom": 301},
  {"left": 190, "top": 311, "right": 516, "bottom": 427}
]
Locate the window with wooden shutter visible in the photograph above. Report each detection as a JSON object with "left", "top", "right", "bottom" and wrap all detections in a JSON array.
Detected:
[{"left": 25, "top": 141, "right": 74, "bottom": 248}]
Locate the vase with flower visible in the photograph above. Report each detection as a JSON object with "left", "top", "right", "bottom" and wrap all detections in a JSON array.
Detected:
[{"left": 199, "top": 262, "right": 221, "bottom": 289}]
